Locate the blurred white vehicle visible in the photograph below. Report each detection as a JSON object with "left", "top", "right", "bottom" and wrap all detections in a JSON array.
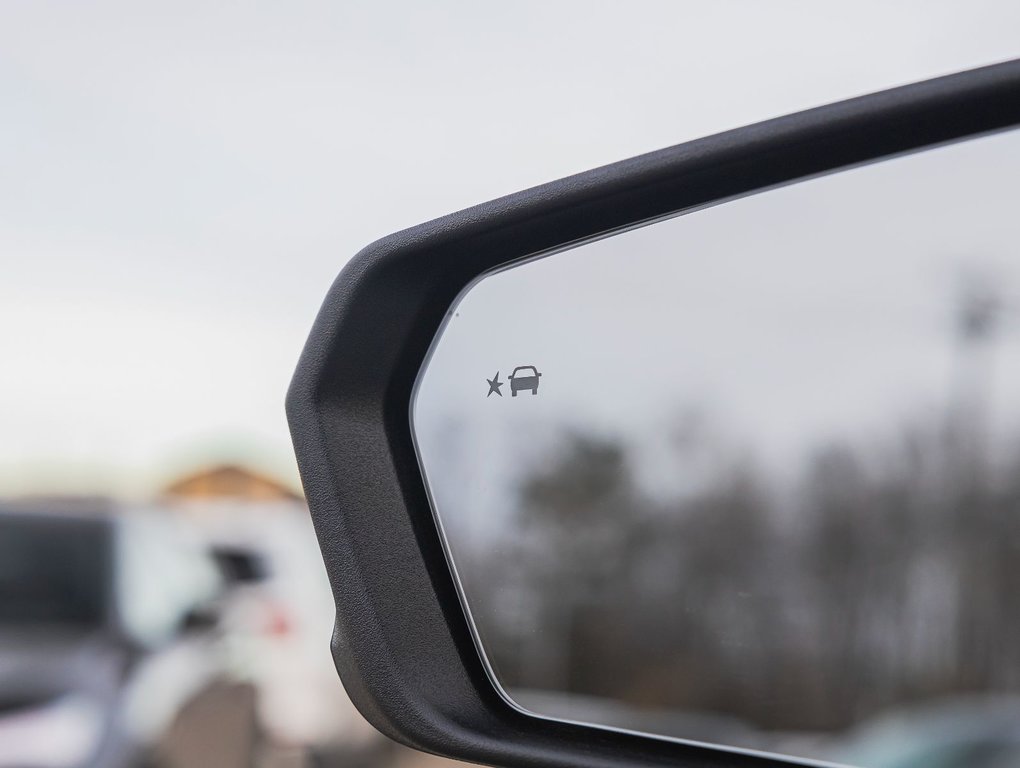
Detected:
[{"left": 169, "top": 497, "right": 382, "bottom": 762}]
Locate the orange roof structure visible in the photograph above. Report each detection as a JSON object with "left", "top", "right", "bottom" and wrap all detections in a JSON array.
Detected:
[{"left": 161, "top": 464, "right": 302, "bottom": 502}]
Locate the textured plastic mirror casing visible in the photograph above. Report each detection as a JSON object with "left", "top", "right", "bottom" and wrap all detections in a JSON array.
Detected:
[{"left": 287, "top": 59, "right": 1020, "bottom": 768}]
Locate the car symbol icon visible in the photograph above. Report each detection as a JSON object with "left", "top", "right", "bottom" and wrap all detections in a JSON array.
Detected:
[{"left": 508, "top": 365, "right": 541, "bottom": 396}]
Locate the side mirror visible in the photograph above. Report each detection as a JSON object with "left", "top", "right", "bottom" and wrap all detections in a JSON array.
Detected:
[
  {"left": 178, "top": 602, "right": 221, "bottom": 634},
  {"left": 288, "top": 60, "right": 1020, "bottom": 768},
  {"left": 210, "top": 545, "right": 270, "bottom": 587}
]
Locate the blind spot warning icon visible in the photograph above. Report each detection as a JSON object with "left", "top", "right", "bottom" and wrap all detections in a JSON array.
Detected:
[
  {"left": 509, "top": 365, "right": 541, "bottom": 396},
  {"left": 486, "top": 372, "right": 503, "bottom": 397}
]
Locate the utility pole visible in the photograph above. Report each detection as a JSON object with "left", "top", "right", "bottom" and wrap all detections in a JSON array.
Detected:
[{"left": 949, "top": 270, "right": 1001, "bottom": 487}]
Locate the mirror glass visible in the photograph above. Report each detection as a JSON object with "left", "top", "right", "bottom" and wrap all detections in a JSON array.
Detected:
[{"left": 413, "top": 128, "right": 1020, "bottom": 767}]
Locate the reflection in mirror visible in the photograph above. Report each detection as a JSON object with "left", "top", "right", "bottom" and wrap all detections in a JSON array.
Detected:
[{"left": 413, "top": 128, "right": 1020, "bottom": 767}]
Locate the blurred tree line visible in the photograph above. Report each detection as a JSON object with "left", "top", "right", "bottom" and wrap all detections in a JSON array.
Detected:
[{"left": 458, "top": 419, "right": 1020, "bottom": 734}]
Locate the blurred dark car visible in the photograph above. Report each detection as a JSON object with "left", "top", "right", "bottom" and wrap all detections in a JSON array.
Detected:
[{"left": 0, "top": 503, "right": 228, "bottom": 768}]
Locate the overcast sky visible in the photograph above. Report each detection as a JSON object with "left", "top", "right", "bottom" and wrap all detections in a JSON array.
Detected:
[{"left": 3, "top": 2, "right": 1020, "bottom": 497}]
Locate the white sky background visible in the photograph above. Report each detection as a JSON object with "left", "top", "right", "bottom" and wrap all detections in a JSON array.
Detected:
[{"left": 2, "top": 2, "right": 1020, "bottom": 497}]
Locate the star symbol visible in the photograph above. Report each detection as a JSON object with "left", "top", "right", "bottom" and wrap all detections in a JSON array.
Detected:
[{"left": 486, "top": 372, "right": 503, "bottom": 397}]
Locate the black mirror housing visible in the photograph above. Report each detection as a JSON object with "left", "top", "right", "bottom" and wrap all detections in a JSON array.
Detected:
[{"left": 287, "top": 60, "right": 1020, "bottom": 768}]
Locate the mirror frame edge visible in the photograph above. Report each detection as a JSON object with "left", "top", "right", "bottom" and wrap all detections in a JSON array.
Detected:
[{"left": 286, "top": 59, "right": 1020, "bottom": 768}]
